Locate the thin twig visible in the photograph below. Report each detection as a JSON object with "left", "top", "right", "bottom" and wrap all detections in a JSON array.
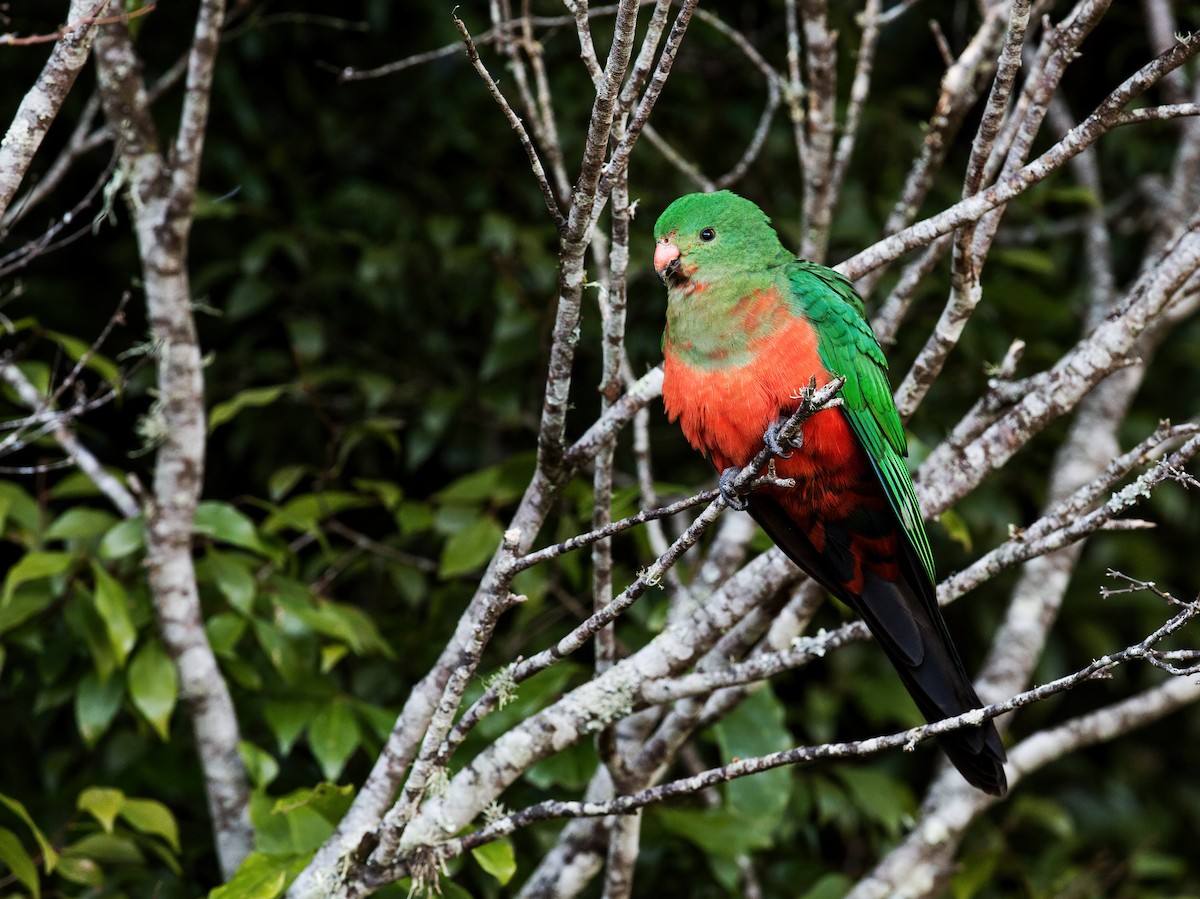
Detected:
[{"left": 453, "top": 11, "right": 565, "bottom": 230}]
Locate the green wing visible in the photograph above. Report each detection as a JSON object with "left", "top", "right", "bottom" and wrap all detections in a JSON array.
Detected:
[{"left": 786, "top": 262, "right": 936, "bottom": 583}]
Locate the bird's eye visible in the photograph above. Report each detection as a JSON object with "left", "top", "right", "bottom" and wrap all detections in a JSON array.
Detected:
[{"left": 699, "top": 228, "right": 716, "bottom": 242}]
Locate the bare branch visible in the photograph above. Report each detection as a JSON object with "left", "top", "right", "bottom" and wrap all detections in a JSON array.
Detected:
[
  {"left": 826, "top": 0, "right": 882, "bottom": 206},
  {"left": 0, "top": 1, "right": 155, "bottom": 46},
  {"left": 0, "top": 0, "right": 110, "bottom": 221},
  {"left": 838, "top": 28, "right": 1200, "bottom": 281},
  {"left": 597, "top": 0, "right": 700, "bottom": 201},
  {"left": 0, "top": 309, "right": 139, "bottom": 518},
  {"left": 453, "top": 11, "right": 566, "bottom": 230},
  {"left": 371, "top": 592, "right": 1198, "bottom": 883},
  {"left": 1114, "top": 102, "right": 1200, "bottom": 126},
  {"left": 94, "top": 2, "right": 251, "bottom": 877},
  {"left": 854, "top": 6, "right": 1006, "bottom": 294},
  {"left": 797, "top": 0, "right": 838, "bottom": 262}
]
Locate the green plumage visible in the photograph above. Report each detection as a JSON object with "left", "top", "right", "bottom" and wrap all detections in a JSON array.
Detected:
[{"left": 791, "top": 262, "right": 937, "bottom": 583}]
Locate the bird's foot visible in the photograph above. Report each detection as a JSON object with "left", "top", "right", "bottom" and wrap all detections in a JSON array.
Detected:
[
  {"left": 718, "top": 467, "right": 750, "bottom": 511},
  {"left": 764, "top": 417, "right": 803, "bottom": 459}
]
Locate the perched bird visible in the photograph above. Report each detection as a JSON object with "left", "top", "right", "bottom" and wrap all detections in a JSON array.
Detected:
[{"left": 653, "top": 190, "right": 1007, "bottom": 795}]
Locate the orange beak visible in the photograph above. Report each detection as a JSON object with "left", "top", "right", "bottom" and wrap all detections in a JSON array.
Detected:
[{"left": 654, "top": 238, "right": 681, "bottom": 283}]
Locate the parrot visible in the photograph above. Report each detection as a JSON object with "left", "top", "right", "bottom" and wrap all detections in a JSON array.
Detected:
[{"left": 653, "top": 190, "right": 1007, "bottom": 795}]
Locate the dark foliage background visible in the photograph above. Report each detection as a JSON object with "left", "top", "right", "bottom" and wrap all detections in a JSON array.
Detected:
[{"left": 1, "top": 1, "right": 1199, "bottom": 897}]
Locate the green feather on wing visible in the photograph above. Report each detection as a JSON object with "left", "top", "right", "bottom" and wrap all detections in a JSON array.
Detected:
[{"left": 787, "top": 262, "right": 937, "bottom": 584}]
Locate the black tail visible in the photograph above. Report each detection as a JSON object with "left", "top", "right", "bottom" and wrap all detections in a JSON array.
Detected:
[{"left": 749, "top": 494, "right": 1008, "bottom": 796}]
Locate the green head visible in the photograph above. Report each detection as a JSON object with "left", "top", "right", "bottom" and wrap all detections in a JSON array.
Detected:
[{"left": 652, "top": 191, "right": 792, "bottom": 289}]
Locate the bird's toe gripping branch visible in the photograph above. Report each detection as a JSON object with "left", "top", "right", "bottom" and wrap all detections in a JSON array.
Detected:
[
  {"left": 717, "top": 377, "right": 846, "bottom": 513},
  {"left": 764, "top": 417, "right": 803, "bottom": 458},
  {"left": 718, "top": 467, "right": 750, "bottom": 511}
]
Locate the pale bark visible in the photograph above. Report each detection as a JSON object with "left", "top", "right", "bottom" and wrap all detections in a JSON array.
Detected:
[
  {"left": 93, "top": 2, "right": 251, "bottom": 878},
  {"left": 0, "top": 0, "right": 107, "bottom": 222}
]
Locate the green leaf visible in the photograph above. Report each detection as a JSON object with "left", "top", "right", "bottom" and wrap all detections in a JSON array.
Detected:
[
  {"left": 119, "top": 797, "right": 181, "bottom": 852},
  {"left": 433, "top": 465, "right": 499, "bottom": 504},
  {"left": 249, "top": 791, "right": 334, "bottom": 856},
  {"left": 396, "top": 500, "right": 433, "bottom": 535},
  {"left": 1010, "top": 794, "right": 1075, "bottom": 839},
  {"left": 0, "top": 792, "right": 57, "bottom": 872},
  {"left": 834, "top": 767, "right": 914, "bottom": 838},
  {"left": 263, "top": 699, "right": 317, "bottom": 755},
  {"left": 267, "top": 465, "right": 307, "bottom": 502},
  {"left": 195, "top": 188, "right": 243, "bottom": 222},
  {"left": 262, "top": 491, "right": 372, "bottom": 535},
  {"left": 45, "top": 508, "right": 120, "bottom": 542},
  {"left": 952, "top": 848, "right": 1000, "bottom": 899},
  {"left": 1047, "top": 184, "right": 1101, "bottom": 207},
  {"left": 223, "top": 657, "right": 264, "bottom": 691},
  {"left": 320, "top": 644, "right": 348, "bottom": 672},
  {"left": 471, "top": 838, "right": 517, "bottom": 885},
  {"left": 336, "top": 418, "right": 402, "bottom": 464},
  {"left": 1131, "top": 849, "right": 1187, "bottom": 881},
  {"left": 75, "top": 669, "right": 124, "bottom": 747},
  {"left": 437, "top": 881, "right": 476, "bottom": 899},
  {"left": 195, "top": 501, "right": 269, "bottom": 556},
  {"left": 434, "top": 453, "right": 534, "bottom": 506},
  {"left": 62, "top": 831, "right": 143, "bottom": 864},
  {"left": 99, "top": 516, "right": 145, "bottom": 560},
  {"left": 44, "top": 329, "right": 122, "bottom": 391},
  {"left": 127, "top": 640, "right": 178, "bottom": 740},
  {"left": 0, "top": 826, "right": 39, "bottom": 899},
  {"left": 285, "top": 599, "right": 392, "bottom": 657},
  {"left": 656, "top": 806, "right": 773, "bottom": 858},
  {"left": 270, "top": 783, "right": 354, "bottom": 825},
  {"left": 252, "top": 619, "right": 303, "bottom": 683},
  {"left": 77, "top": 787, "right": 124, "bottom": 833},
  {"left": 526, "top": 740, "right": 597, "bottom": 791},
  {"left": 350, "top": 702, "right": 396, "bottom": 743},
  {"left": 2, "top": 551, "right": 72, "bottom": 605},
  {"left": 306, "top": 699, "right": 359, "bottom": 781},
  {"left": 993, "top": 247, "right": 1056, "bottom": 276},
  {"left": 207, "top": 612, "right": 248, "bottom": 657},
  {"left": 287, "top": 316, "right": 326, "bottom": 361},
  {"left": 226, "top": 276, "right": 277, "bottom": 319},
  {"left": 49, "top": 470, "right": 108, "bottom": 501},
  {"left": 352, "top": 478, "right": 403, "bottom": 511},
  {"left": 208, "top": 850, "right": 307, "bottom": 899},
  {"left": 67, "top": 592, "right": 118, "bottom": 682},
  {"left": 0, "top": 585, "right": 57, "bottom": 636},
  {"left": 407, "top": 387, "right": 460, "bottom": 470},
  {"left": 54, "top": 855, "right": 103, "bottom": 886},
  {"left": 239, "top": 741, "right": 281, "bottom": 789},
  {"left": 937, "top": 508, "right": 973, "bottom": 553},
  {"left": 799, "top": 873, "right": 854, "bottom": 899},
  {"left": 91, "top": 563, "right": 137, "bottom": 668},
  {"left": 713, "top": 687, "right": 792, "bottom": 824},
  {"left": 208, "top": 851, "right": 297, "bottom": 899},
  {"left": 0, "top": 481, "right": 40, "bottom": 538},
  {"left": 206, "top": 551, "right": 257, "bottom": 613},
  {"left": 438, "top": 515, "right": 502, "bottom": 578},
  {"left": 209, "top": 385, "right": 288, "bottom": 433},
  {"left": 658, "top": 688, "right": 794, "bottom": 865}
]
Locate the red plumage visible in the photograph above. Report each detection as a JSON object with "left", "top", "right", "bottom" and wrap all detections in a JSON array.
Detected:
[{"left": 663, "top": 307, "right": 901, "bottom": 594}]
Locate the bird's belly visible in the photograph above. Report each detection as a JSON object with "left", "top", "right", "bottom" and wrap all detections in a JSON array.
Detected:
[{"left": 663, "top": 351, "right": 866, "bottom": 513}]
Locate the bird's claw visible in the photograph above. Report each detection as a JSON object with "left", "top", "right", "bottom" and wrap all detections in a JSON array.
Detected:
[
  {"left": 718, "top": 467, "right": 749, "bottom": 511},
  {"left": 764, "top": 418, "right": 803, "bottom": 459}
]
